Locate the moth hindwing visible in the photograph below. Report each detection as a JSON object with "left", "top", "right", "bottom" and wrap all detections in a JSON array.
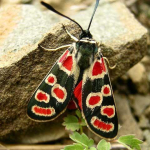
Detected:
[{"left": 27, "top": 0, "right": 118, "bottom": 140}]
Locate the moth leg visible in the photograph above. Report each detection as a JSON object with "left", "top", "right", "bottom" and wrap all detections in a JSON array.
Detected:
[
  {"left": 103, "top": 57, "right": 116, "bottom": 69},
  {"left": 39, "top": 44, "right": 72, "bottom": 51},
  {"left": 62, "top": 25, "right": 79, "bottom": 42}
]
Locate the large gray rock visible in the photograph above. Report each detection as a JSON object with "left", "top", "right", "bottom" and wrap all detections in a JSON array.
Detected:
[{"left": 0, "top": 0, "right": 148, "bottom": 143}]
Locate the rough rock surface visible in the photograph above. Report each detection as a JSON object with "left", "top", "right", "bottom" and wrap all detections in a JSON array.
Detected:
[
  {"left": 115, "top": 94, "right": 143, "bottom": 140},
  {"left": 0, "top": 0, "right": 148, "bottom": 143},
  {"left": 127, "top": 63, "right": 149, "bottom": 94}
]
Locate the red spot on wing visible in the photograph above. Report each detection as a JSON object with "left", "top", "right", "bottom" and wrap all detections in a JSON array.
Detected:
[
  {"left": 74, "top": 80, "right": 82, "bottom": 110},
  {"left": 54, "top": 88, "right": 65, "bottom": 99},
  {"left": 67, "top": 100, "right": 77, "bottom": 110},
  {"left": 103, "top": 87, "right": 110, "bottom": 94},
  {"left": 92, "top": 58, "right": 106, "bottom": 76},
  {"left": 93, "top": 118, "right": 113, "bottom": 131},
  {"left": 37, "top": 92, "right": 48, "bottom": 101},
  {"left": 103, "top": 107, "right": 114, "bottom": 117},
  {"left": 59, "top": 50, "right": 69, "bottom": 63},
  {"left": 33, "top": 106, "right": 55, "bottom": 116},
  {"left": 62, "top": 56, "right": 73, "bottom": 71},
  {"left": 47, "top": 76, "right": 54, "bottom": 84},
  {"left": 89, "top": 96, "right": 101, "bottom": 105}
]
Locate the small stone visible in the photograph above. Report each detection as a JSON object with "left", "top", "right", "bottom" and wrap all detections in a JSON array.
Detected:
[
  {"left": 129, "top": 94, "right": 150, "bottom": 117},
  {"left": 143, "top": 130, "right": 150, "bottom": 146},
  {"left": 115, "top": 94, "right": 143, "bottom": 140},
  {"left": 138, "top": 115, "right": 150, "bottom": 129},
  {"left": 141, "top": 142, "right": 150, "bottom": 150},
  {"left": 1, "top": 0, "right": 33, "bottom": 5},
  {"left": 127, "top": 63, "right": 149, "bottom": 94},
  {"left": 141, "top": 56, "right": 150, "bottom": 65},
  {"left": 144, "top": 106, "right": 150, "bottom": 120}
]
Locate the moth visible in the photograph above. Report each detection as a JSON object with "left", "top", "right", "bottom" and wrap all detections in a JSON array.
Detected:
[{"left": 27, "top": 0, "right": 118, "bottom": 140}]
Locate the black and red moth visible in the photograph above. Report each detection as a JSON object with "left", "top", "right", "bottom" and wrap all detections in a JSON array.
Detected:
[{"left": 27, "top": 0, "right": 118, "bottom": 140}]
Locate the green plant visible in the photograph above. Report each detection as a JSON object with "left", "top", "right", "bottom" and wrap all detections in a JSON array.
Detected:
[{"left": 62, "top": 110, "right": 143, "bottom": 150}]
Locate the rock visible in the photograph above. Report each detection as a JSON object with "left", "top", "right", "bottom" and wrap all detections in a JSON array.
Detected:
[
  {"left": 1, "top": 0, "right": 33, "bottom": 5},
  {"left": 139, "top": 115, "right": 150, "bottom": 129},
  {"left": 0, "top": 0, "right": 147, "bottom": 143},
  {"left": 129, "top": 94, "right": 150, "bottom": 117},
  {"left": 127, "top": 63, "right": 149, "bottom": 94},
  {"left": 0, "top": 4, "right": 59, "bottom": 65},
  {"left": 142, "top": 130, "right": 150, "bottom": 148},
  {"left": 144, "top": 106, "right": 150, "bottom": 120},
  {"left": 115, "top": 94, "right": 143, "bottom": 140},
  {"left": 141, "top": 56, "right": 150, "bottom": 65}
]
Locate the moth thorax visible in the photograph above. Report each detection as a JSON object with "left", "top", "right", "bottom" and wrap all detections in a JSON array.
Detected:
[{"left": 75, "top": 41, "right": 98, "bottom": 69}]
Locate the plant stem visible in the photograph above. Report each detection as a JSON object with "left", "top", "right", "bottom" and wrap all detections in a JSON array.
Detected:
[{"left": 80, "top": 125, "right": 83, "bottom": 134}]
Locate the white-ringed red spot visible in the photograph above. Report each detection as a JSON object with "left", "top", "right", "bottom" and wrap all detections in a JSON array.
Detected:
[
  {"left": 45, "top": 73, "right": 57, "bottom": 86},
  {"left": 32, "top": 105, "right": 55, "bottom": 116},
  {"left": 51, "top": 84, "right": 67, "bottom": 103},
  {"left": 35, "top": 90, "right": 50, "bottom": 103},
  {"left": 86, "top": 92, "right": 103, "bottom": 109},
  {"left": 91, "top": 116, "right": 114, "bottom": 132},
  {"left": 101, "top": 105, "right": 115, "bottom": 118},
  {"left": 101, "top": 85, "right": 111, "bottom": 97}
]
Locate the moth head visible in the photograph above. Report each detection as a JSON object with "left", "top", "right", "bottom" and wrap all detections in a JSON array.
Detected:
[{"left": 79, "top": 30, "right": 92, "bottom": 39}]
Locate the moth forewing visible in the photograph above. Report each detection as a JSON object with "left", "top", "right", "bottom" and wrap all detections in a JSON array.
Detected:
[
  {"left": 82, "top": 54, "right": 118, "bottom": 139},
  {"left": 27, "top": 47, "right": 80, "bottom": 121}
]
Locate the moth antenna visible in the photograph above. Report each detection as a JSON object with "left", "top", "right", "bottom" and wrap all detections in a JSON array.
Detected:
[
  {"left": 41, "top": 1, "right": 84, "bottom": 32},
  {"left": 87, "top": 0, "right": 100, "bottom": 31}
]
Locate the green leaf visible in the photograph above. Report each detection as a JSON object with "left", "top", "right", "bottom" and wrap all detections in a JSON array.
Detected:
[
  {"left": 80, "top": 118, "right": 86, "bottom": 126},
  {"left": 63, "top": 144, "right": 84, "bottom": 150},
  {"left": 63, "top": 115, "right": 80, "bottom": 131},
  {"left": 118, "top": 135, "right": 143, "bottom": 150},
  {"left": 70, "top": 132, "right": 94, "bottom": 148},
  {"left": 90, "top": 147, "right": 97, "bottom": 150},
  {"left": 76, "top": 110, "right": 82, "bottom": 118},
  {"left": 97, "top": 139, "right": 111, "bottom": 150}
]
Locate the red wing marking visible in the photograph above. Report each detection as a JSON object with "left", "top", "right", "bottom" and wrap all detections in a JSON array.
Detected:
[
  {"left": 91, "top": 58, "right": 106, "bottom": 79},
  {"left": 73, "top": 80, "right": 82, "bottom": 110},
  {"left": 101, "top": 85, "right": 111, "bottom": 97},
  {"left": 53, "top": 88, "right": 64, "bottom": 99},
  {"left": 101, "top": 106, "right": 115, "bottom": 118},
  {"left": 58, "top": 52, "right": 74, "bottom": 75},
  {"left": 89, "top": 96, "right": 100, "bottom": 105},
  {"left": 32, "top": 105, "right": 55, "bottom": 116},
  {"left": 51, "top": 84, "right": 67, "bottom": 103},
  {"left": 35, "top": 90, "right": 50, "bottom": 103},
  {"left": 67, "top": 100, "right": 78, "bottom": 110},
  {"left": 91, "top": 116, "right": 114, "bottom": 132},
  {"left": 59, "top": 50, "right": 69, "bottom": 63},
  {"left": 86, "top": 92, "right": 103, "bottom": 109},
  {"left": 62, "top": 56, "right": 73, "bottom": 71},
  {"left": 92, "top": 61, "right": 103, "bottom": 76},
  {"left": 45, "top": 73, "right": 57, "bottom": 86}
]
